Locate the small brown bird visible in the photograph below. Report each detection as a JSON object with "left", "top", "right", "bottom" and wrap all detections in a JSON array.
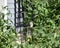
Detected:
[{"left": 30, "top": 21, "right": 33, "bottom": 28}]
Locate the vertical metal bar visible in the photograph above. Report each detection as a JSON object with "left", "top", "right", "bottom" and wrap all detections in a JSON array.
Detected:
[
  {"left": 18, "top": 0, "right": 20, "bottom": 23},
  {"left": 14, "top": 0, "right": 16, "bottom": 30},
  {"left": 18, "top": 0, "right": 21, "bottom": 34}
]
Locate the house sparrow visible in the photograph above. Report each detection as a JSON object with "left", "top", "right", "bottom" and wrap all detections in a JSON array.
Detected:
[{"left": 30, "top": 21, "right": 33, "bottom": 28}]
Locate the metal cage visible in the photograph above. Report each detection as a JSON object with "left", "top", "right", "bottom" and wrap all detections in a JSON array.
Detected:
[
  {"left": 14, "top": 0, "right": 33, "bottom": 44},
  {"left": 14, "top": 0, "right": 26, "bottom": 43}
]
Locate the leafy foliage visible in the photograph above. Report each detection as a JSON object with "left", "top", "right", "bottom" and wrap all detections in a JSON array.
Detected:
[
  {"left": 22, "top": 0, "right": 60, "bottom": 48},
  {"left": 0, "top": 7, "right": 17, "bottom": 48}
]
